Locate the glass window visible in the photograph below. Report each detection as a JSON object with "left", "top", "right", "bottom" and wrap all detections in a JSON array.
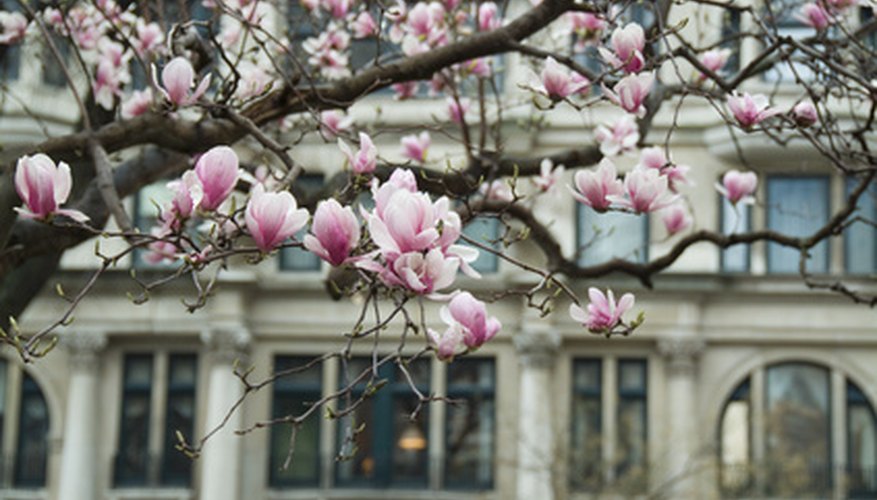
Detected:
[
  {"left": 0, "top": 0, "right": 21, "bottom": 82},
  {"left": 462, "top": 217, "right": 500, "bottom": 274},
  {"left": 719, "top": 379, "right": 752, "bottom": 496},
  {"left": 844, "top": 176, "right": 877, "bottom": 275},
  {"left": 269, "top": 356, "right": 323, "bottom": 487},
  {"left": 766, "top": 176, "right": 830, "bottom": 274},
  {"left": 720, "top": 9, "right": 742, "bottom": 75},
  {"left": 41, "top": 33, "right": 70, "bottom": 87},
  {"left": 336, "top": 357, "right": 430, "bottom": 488},
  {"left": 761, "top": 1, "right": 819, "bottom": 83},
  {"left": 765, "top": 363, "right": 830, "bottom": 496},
  {"left": 570, "top": 359, "right": 602, "bottom": 490},
  {"left": 162, "top": 354, "right": 197, "bottom": 486},
  {"left": 720, "top": 195, "right": 751, "bottom": 272},
  {"left": 115, "top": 353, "right": 198, "bottom": 488},
  {"left": 280, "top": 174, "right": 324, "bottom": 272},
  {"left": 577, "top": 206, "right": 649, "bottom": 266},
  {"left": 847, "top": 381, "right": 877, "bottom": 498},
  {"left": 445, "top": 358, "right": 495, "bottom": 490},
  {"left": 617, "top": 360, "right": 647, "bottom": 486},
  {"left": 115, "top": 354, "right": 154, "bottom": 486},
  {"left": 14, "top": 374, "right": 49, "bottom": 488}
]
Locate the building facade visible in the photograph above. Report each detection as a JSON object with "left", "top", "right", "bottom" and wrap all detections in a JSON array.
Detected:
[{"left": 1, "top": 1, "right": 877, "bottom": 500}]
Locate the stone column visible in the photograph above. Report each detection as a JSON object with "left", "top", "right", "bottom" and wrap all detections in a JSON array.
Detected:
[
  {"left": 514, "top": 327, "right": 561, "bottom": 500},
  {"left": 657, "top": 337, "right": 705, "bottom": 497},
  {"left": 199, "top": 327, "right": 251, "bottom": 500},
  {"left": 58, "top": 330, "right": 107, "bottom": 500}
]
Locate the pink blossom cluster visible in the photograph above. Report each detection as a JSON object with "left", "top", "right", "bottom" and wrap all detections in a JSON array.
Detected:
[
  {"left": 569, "top": 288, "right": 635, "bottom": 335},
  {"left": 13, "top": 154, "right": 89, "bottom": 223},
  {"left": 355, "top": 169, "right": 479, "bottom": 295},
  {"left": 429, "top": 292, "right": 501, "bottom": 360}
]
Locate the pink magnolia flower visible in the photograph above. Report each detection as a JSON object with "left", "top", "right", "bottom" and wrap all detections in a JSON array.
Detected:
[
  {"left": 796, "top": 2, "right": 832, "bottom": 30},
  {"left": 569, "top": 12, "right": 606, "bottom": 50},
  {"left": 14, "top": 154, "right": 89, "bottom": 222},
  {"left": 371, "top": 168, "right": 419, "bottom": 220},
  {"left": 159, "top": 57, "right": 211, "bottom": 107},
  {"left": 479, "top": 180, "right": 513, "bottom": 202},
  {"left": 428, "top": 321, "right": 464, "bottom": 361},
  {"left": 661, "top": 203, "right": 692, "bottom": 235},
  {"left": 164, "top": 170, "right": 203, "bottom": 226},
  {"left": 533, "top": 159, "right": 564, "bottom": 193},
  {"left": 594, "top": 115, "right": 640, "bottom": 157},
  {"left": 120, "top": 88, "right": 153, "bottom": 120},
  {"left": 638, "top": 147, "right": 691, "bottom": 192},
  {"left": 304, "top": 199, "right": 361, "bottom": 266},
  {"left": 698, "top": 48, "right": 731, "bottom": 80},
  {"left": 570, "top": 158, "right": 624, "bottom": 212},
  {"left": 570, "top": 288, "right": 635, "bottom": 334},
  {"left": 367, "top": 188, "right": 442, "bottom": 256},
  {"left": 447, "top": 97, "right": 471, "bottom": 124},
  {"left": 478, "top": 2, "right": 500, "bottom": 31},
  {"left": 319, "top": 110, "right": 353, "bottom": 139},
  {"left": 727, "top": 92, "right": 781, "bottom": 128},
  {"left": 599, "top": 23, "right": 646, "bottom": 73},
  {"left": 392, "top": 81, "right": 419, "bottom": 100},
  {"left": 135, "top": 20, "right": 165, "bottom": 57},
  {"left": 359, "top": 248, "right": 459, "bottom": 295},
  {"left": 401, "top": 131, "right": 431, "bottom": 163},
  {"left": 460, "top": 57, "right": 491, "bottom": 78},
  {"left": 441, "top": 291, "right": 501, "bottom": 349},
  {"left": 0, "top": 11, "right": 28, "bottom": 45},
  {"left": 339, "top": 132, "right": 378, "bottom": 175},
  {"left": 609, "top": 166, "right": 678, "bottom": 214},
  {"left": 351, "top": 11, "right": 377, "bottom": 38},
  {"left": 792, "top": 101, "right": 818, "bottom": 127},
  {"left": 245, "top": 184, "right": 309, "bottom": 253},
  {"left": 194, "top": 146, "right": 240, "bottom": 211},
  {"left": 716, "top": 170, "right": 757, "bottom": 205},
  {"left": 603, "top": 72, "right": 655, "bottom": 118},
  {"left": 93, "top": 60, "right": 126, "bottom": 111},
  {"left": 536, "top": 57, "right": 589, "bottom": 100}
]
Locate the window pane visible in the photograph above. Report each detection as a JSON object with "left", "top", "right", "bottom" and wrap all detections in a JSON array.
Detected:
[
  {"left": 578, "top": 206, "right": 648, "bottom": 266},
  {"left": 845, "top": 177, "right": 877, "bottom": 274},
  {"left": 570, "top": 359, "right": 602, "bottom": 490},
  {"left": 115, "top": 355, "right": 153, "bottom": 486},
  {"left": 720, "top": 394, "right": 752, "bottom": 495},
  {"left": 766, "top": 177, "right": 830, "bottom": 273},
  {"left": 721, "top": 9, "right": 742, "bottom": 74},
  {"left": 270, "top": 356, "right": 322, "bottom": 487},
  {"left": 619, "top": 360, "right": 646, "bottom": 394},
  {"left": 336, "top": 358, "right": 430, "bottom": 488},
  {"left": 162, "top": 355, "right": 197, "bottom": 486},
  {"left": 0, "top": 0, "right": 21, "bottom": 81},
  {"left": 14, "top": 374, "right": 48, "bottom": 488},
  {"left": 462, "top": 217, "right": 500, "bottom": 274},
  {"left": 446, "top": 359, "right": 495, "bottom": 489},
  {"left": 720, "top": 196, "right": 751, "bottom": 272},
  {"left": 617, "top": 360, "right": 647, "bottom": 488},
  {"left": 765, "top": 363, "right": 830, "bottom": 496},
  {"left": 848, "top": 381, "right": 877, "bottom": 497}
]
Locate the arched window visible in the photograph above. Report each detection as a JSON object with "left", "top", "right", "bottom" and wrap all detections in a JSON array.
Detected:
[
  {"left": 718, "top": 362, "right": 877, "bottom": 498},
  {"left": 0, "top": 359, "right": 50, "bottom": 489}
]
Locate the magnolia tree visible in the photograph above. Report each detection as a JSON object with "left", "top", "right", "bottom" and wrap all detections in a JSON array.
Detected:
[{"left": 1, "top": 0, "right": 876, "bottom": 460}]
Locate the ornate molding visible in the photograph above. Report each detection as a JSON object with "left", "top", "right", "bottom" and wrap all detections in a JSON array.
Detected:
[
  {"left": 60, "top": 330, "right": 107, "bottom": 371},
  {"left": 658, "top": 337, "right": 706, "bottom": 376},
  {"left": 200, "top": 326, "right": 252, "bottom": 363},
  {"left": 514, "top": 327, "right": 561, "bottom": 369}
]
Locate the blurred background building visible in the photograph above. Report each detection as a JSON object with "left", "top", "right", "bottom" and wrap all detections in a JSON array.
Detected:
[{"left": 1, "top": 1, "right": 877, "bottom": 499}]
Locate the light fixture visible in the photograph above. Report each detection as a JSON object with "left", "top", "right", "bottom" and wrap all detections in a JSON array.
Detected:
[{"left": 397, "top": 422, "right": 427, "bottom": 451}]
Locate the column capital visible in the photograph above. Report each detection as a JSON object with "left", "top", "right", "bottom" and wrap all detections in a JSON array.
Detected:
[
  {"left": 658, "top": 337, "right": 705, "bottom": 375},
  {"left": 60, "top": 330, "right": 107, "bottom": 371},
  {"left": 514, "top": 327, "right": 561, "bottom": 369},
  {"left": 201, "top": 326, "right": 251, "bottom": 363}
]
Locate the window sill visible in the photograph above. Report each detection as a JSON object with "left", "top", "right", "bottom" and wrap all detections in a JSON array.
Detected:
[
  {"left": 266, "top": 490, "right": 496, "bottom": 500},
  {"left": 107, "top": 488, "right": 193, "bottom": 500}
]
